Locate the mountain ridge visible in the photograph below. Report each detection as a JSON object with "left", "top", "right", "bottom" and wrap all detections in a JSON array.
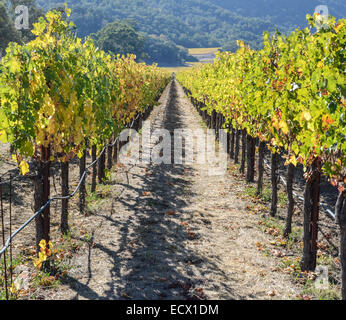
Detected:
[{"left": 36, "top": 0, "right": 346, "bottom": 50}]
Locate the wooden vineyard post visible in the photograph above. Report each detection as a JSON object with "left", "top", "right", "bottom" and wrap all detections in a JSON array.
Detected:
[
  {"left": 203, "top": 109, "right": 207, "bottom": 122},
  {"left": 219, "top": 114, "right": 223, "bottom": 136},
  {"left": 198, "top": 102, "right": 202, "bottom": 116},
  {"left": 230, "top": 127, "right": 235, "bottom": 159},
  {"left": 216, "top": 113, "right": 220, "bottom": 140},
  {"left": 234, "top": 130, "right": 240, "bottom": 164},
  {"left": 79, "top": 147, "right": 87, "bottom": 215},
  {"left": 0, "top": 178, "right": 8, "bottom": 300},
  {"left": 226, "top": 126, "right": 230, "bottom": 156},
  {"left": 211, "top": 110, "right": 216, "bottom": 130},
  {"left": 113, "top": 139, "right": 119, "bottom": 164},
  {"left": 257, "top": 141, "right": 266, "bottom": 195},
  {"left": 246, "top": 134, "right": 256, "bottom": 183},
  {"left": 42, "top": 146, "right": 51, "bottom": 244},
  {"left": 301, "top": 158, "right": 321, "bottom": 271},
  {"left": 138, "top": 112, "right": 143, "bottom": 130},
  {"left": 207, "top": 108, "right": 212, "bottom": 129},
  {"left": 284, "top": 163, "right": 295, "bottom": 236},
  {"left": 107, "top": 138, "right": 113, "bottom": 170},
  {"left": 336, "top": 188, "right": 346, "bottom": 300},
  {"left": 270, "top": 152, "right": 279, "bottom": 217},
  {"left": 98, "top": 148, "right": 106, "bottom": 183},
  {"left": 221, "top": 115, "right": 225, "bottom": 140},
  {"left": 91, "top": 145, "right": 97, "bottom": 193},
  {"left": 240, "top": 129, "right": 246, "bottom": 174},
  {"left": 61, "top": 161, "right": 69, "bottom": 234},
  {"left": 33, "top": 146, "right": 51, "bottom": 255},
  {"left": 33, "top": 163, "right": 44, "bottom": 254}
]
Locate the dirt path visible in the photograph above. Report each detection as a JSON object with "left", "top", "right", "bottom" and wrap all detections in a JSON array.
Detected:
[{"left": 36, "top": 78, "right": 301, "bottom": 300}]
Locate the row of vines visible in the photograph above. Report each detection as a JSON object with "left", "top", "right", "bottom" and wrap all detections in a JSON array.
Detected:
[
  {"left": 0, "top": 6, "right": 170, "bottom": 271},
  {"left": 177, "top": 14, "right": 345, "bottom": 299}
]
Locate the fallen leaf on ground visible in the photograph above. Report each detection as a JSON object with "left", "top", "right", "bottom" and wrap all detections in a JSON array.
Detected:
[
  {"left": 272, "top": 250, "right": 284, "bottom": 257},
  {"left": 188, "top": 232, "right": 196, "bottom": 239},
  {"left": 267, "top": 290, "right": 276, "bottom": 297}
]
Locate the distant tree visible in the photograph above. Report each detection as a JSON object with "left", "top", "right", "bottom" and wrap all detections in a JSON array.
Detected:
[
  {"left": 144, "top": 35, "right": 197, "bottom": 66},
  {"left": 91, "top": 19, "right": 197, "bottom": 65},
  {"left": 91, "top": 20, "right": 146, "bottom": 61}
]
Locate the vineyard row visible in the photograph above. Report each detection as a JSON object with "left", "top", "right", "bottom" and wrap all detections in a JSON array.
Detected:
[
  {"left": 0, "top": 7, "right": 170, "bottom": 299},
  {"left": 177, "top": 14, "right": 345, "bottom": 299}
]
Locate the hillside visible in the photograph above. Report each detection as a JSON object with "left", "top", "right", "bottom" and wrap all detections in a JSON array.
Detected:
[
  {"left": 210, "top": 0, "right": 346, "bottom": 31},
  {"left": 36, "top": 0, "right": 346, "bottom": 51},
  {"left": 2, "top": 0, "right": 344, "bottom": 63},
  {"left": 36, "top": 0, "right": 275, "bottom": 50}
]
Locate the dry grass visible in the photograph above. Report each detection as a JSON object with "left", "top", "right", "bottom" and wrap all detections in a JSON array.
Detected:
[
  {"left": 188, "top": 48, "right": 221, "bottom": 55},
  {"left": 159, "top": 62, "right": 203, "bottom": 74},
  {"left": 159, "top": 66, "right": 190, "bottom": 74}
]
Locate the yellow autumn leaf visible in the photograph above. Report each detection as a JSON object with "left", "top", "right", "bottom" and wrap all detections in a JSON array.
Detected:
[
  {"left": 8, "top": 58, "right": 21, "bottom": 74},
  {"left": 33, "top": 259, "right": 42, "bottom": 270},
  {"left": 9, "top": 283, "right": 17, "bottom": 294},
  {"left": 335, "top": 23, "right": 343, "bottom": 33},
  {"left": 286, "top": 155, "right": 298, "bottom": 167},
  {"left": 301, "top": 111, "right": 311, "bottom": 121},
  {"left": 0, "top": 130, "right": 7, "bottom": 143},
  {"left": 38, "top": 251, "right": 47, "bottom": 262},
  {"left": 19, "top": 160, "right": 30, "bottom": 176},
  {"left": 65, "top": 4, "right": 72, "bottom": 17},
  {"left": 279, "top": 120, "right": 289, "bottom": 134},
  {"left": 39, "top": 239, "right": 47, "bottom": 249}
]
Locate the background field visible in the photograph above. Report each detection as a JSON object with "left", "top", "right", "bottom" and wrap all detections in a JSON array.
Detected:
[{"left": 188, "top": 48, "right": 221, "bottom": 55}]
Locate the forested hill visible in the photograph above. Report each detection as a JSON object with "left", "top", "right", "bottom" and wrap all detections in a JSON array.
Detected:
[
  {"left": 3, "top": 0, "right": 344, "bottom": 65},
  {"left": 36, "top": 0, "right": 346, "bottom": 50},
  {"left": 35, "top": 0, "right": 273, "bottom": 50},
  {"left": 210, "top": 0, "right": 346, "bottom": 32}
]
